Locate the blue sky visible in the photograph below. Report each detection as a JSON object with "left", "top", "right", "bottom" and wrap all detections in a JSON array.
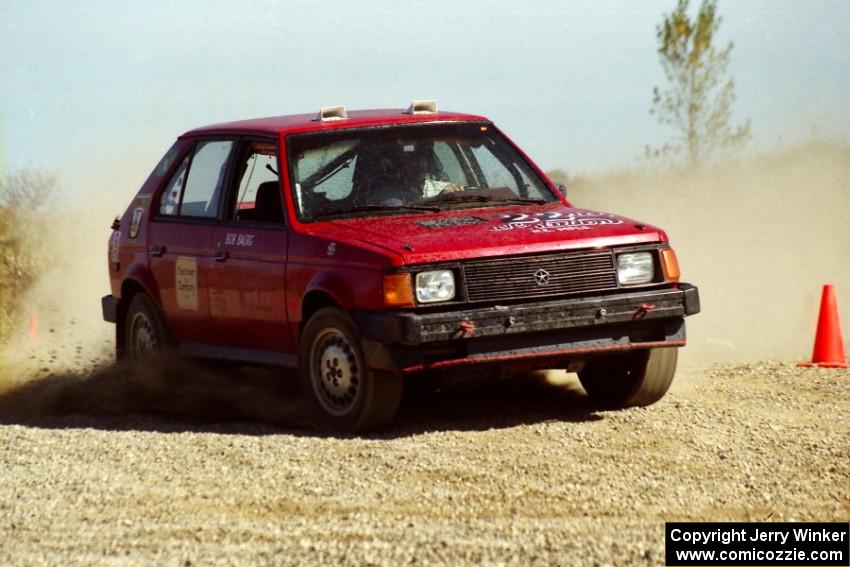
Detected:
[{"left": 1, "top": 0, "right": 849, "bottom": 190}]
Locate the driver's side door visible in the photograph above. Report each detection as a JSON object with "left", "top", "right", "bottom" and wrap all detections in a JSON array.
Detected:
[{"left": 207, "top": 139, "right": 294, "bottom": 358}]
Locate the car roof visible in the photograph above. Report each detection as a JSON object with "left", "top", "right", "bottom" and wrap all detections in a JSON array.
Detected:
[{"left": 181, "top": 108, "right": 490, "bottom": 138}]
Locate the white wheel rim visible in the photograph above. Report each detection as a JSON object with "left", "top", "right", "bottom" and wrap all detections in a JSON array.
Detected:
[
  {"left": 130, "top": 311, "right": 158, "bottom": 356},
  {"left": 309, "top": 327, "right": 362, "bottom": 417}
]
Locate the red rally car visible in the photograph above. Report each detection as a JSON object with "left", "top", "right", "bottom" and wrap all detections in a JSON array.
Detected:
[{"left": 102, "top": 101, "right": 700, "bottom": 432}]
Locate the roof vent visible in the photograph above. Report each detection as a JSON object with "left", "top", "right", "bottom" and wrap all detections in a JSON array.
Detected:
[
  {"left": 404, "top": 100, "right": 438, "bottom": 115},
  {"left": 315, "top": 105, "right": 348, "bottom": 122}
]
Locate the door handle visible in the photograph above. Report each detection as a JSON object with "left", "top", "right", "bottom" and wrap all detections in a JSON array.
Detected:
[
  {"left": 214, "top": 250, "right": 229, "bottom": 262},
  {"left": 150, "top": 245, "right": 166, "bottom": 257}
]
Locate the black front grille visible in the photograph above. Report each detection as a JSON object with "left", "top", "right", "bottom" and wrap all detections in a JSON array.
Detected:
[{"left": 463, "top": 249, "right": 618, "bottom": 303}]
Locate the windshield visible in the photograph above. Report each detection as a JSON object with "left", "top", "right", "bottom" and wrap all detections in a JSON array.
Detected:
[{"left": 286, "top": 123, "right": 557, "bottom": 221}]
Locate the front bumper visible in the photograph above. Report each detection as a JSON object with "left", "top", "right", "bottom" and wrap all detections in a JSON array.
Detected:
[{"left": 354, "top": 284, "right": 699, "bottom": 372}]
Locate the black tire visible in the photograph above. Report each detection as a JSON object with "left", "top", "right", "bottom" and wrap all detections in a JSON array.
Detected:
[
  {"left": 123, "top": 293, "right": 173, "bottom": 360},
  {"left": 298, "top": 307, "right": 402, "bottom": 433},
  {"left": 578, "top": 347, "right": 677, "bottom": 408}
]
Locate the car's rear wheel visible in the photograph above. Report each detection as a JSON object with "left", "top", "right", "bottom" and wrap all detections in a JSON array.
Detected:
[
  {"left": 578, "top": 347, "right": 677, "bottom": 408},
  {"left": 299, "top": 307, "right": 402, "bottom": 433},
  {"left": 124, "top": 293, "right": 172, "bottom": 360}
]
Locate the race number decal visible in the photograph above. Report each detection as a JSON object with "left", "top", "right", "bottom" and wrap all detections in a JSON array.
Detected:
[
  {"left": 129, "top": 195, "right": 151, "bottom": 239},
  {"left": 129, "top": 208, "right": 145, "bottom": 239},
  {"left": 490, "top": 210, "right": 624, "bottom": 233},
  {"left": 175, "top": 256, "right": 199, "bottom": 311}
]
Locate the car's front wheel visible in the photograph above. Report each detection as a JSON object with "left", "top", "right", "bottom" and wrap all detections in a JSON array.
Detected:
[
  {"left": 299, "top": 307, "right": 402, "bottom": 432},
  {"left": 578, "top": 347, "right": 677, "bottom": 408}
]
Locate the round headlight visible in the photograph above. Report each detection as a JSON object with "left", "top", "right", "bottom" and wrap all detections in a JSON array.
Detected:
[
  {"left": 415, "top": 270, "right": 456, "bottom": 303},
  {"left": 617, "top": 252, "right": 654, "bottom": 285}
]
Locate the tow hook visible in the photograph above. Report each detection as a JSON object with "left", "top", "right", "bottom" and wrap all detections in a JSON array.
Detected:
[
  {"left": 633, "top": 303, "right": 656, "bottom": 320},
  {"left": 453, "top": 320, "right": 476, "bottom": 339}
]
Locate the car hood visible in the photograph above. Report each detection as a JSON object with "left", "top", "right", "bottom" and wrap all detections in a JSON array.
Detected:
[{"left": 303, "top": 203, "right": 667, "bottom": 266}]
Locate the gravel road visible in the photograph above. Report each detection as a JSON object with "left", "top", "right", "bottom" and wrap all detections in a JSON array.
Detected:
[{"left": 0, "top": 359, "right": 848, "bottom": 566}]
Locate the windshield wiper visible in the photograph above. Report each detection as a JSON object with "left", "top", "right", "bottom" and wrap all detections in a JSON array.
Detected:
[
  {"left": 312, "top": 204, "right": 442, "bottom": 220},
  {"left": 425, "top": 194, "right": 546, "bottom": 206}
]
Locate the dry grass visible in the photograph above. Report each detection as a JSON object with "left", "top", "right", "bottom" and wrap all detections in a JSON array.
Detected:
[{"left": 0, "top": 170, "right": 55, "bottom": 345}]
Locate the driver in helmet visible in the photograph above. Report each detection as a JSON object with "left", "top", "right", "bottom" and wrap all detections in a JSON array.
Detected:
[{"left": 399, "top": 148, "right": 464, "bottom": 199}]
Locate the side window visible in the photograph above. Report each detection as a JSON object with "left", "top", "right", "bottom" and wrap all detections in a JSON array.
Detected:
[
  {"left": 181, "top": 140, "right": 234, "bottom": 218},
  {"left": 159, "top": 155, "right": 189, "bottom": 216},
  {"left": 233, "top": 142, "right": 284, "bottom": 223}
]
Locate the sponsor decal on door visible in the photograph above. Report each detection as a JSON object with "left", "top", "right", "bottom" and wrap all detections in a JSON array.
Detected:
[{"left": 175, "top": 256, "right": 199, "bottom": 311}]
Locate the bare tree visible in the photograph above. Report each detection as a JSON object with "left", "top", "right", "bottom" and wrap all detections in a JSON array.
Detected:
[{"left": 649, "top": 0, "right": 751, "bottom": 166}]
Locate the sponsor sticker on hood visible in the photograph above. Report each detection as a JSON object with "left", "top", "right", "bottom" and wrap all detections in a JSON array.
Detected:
[{"left": 491, "top": 210, "right": 624, "bottom": 233}]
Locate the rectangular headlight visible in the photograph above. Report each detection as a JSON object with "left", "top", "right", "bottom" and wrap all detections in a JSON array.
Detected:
[
  {"left": 415, "top": 270, "right": 456, "bottom": 303},
  {"left": 616, "top": 252, "right": 654, "bottom": 285}
]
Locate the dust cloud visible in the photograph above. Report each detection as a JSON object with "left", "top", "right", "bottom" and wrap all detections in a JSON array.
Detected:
[
  {"left": 0, "top": 201, "right": 120, "bottom": 378},
  {"left": 1, "top": 142, "right": 848, "bottom": 419},
  {"left": 0, "top": 194, "right": 306, "bottom": 425},
  {"left": 0, "top": 352, "right": 307, "bottom": 427},
  {"left": 568, "top": 142, "right": 850, "bottom": 366}
]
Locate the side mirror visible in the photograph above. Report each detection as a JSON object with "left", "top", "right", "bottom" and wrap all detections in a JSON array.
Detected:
[{"left": 556, "top": 183, "right": 567, "bottom": 198}]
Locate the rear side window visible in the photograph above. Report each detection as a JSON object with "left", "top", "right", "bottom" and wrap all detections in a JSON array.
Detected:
[
  {"left": 159, "top": 155, "right": 189, "bottom": 216},
  {"left": 182, "top": 141, "right": 234, "bottom": 218},
  {"left": 158, "top": 140, "right": 234, "bottom": 218}
]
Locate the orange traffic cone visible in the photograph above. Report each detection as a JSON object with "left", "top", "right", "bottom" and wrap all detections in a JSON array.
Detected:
[
  {"left": 29, "top": 314, "right": 39, "bottom": 346},
  {"left": 798, "top": 284, "right": 849, "bottom": 368}
]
